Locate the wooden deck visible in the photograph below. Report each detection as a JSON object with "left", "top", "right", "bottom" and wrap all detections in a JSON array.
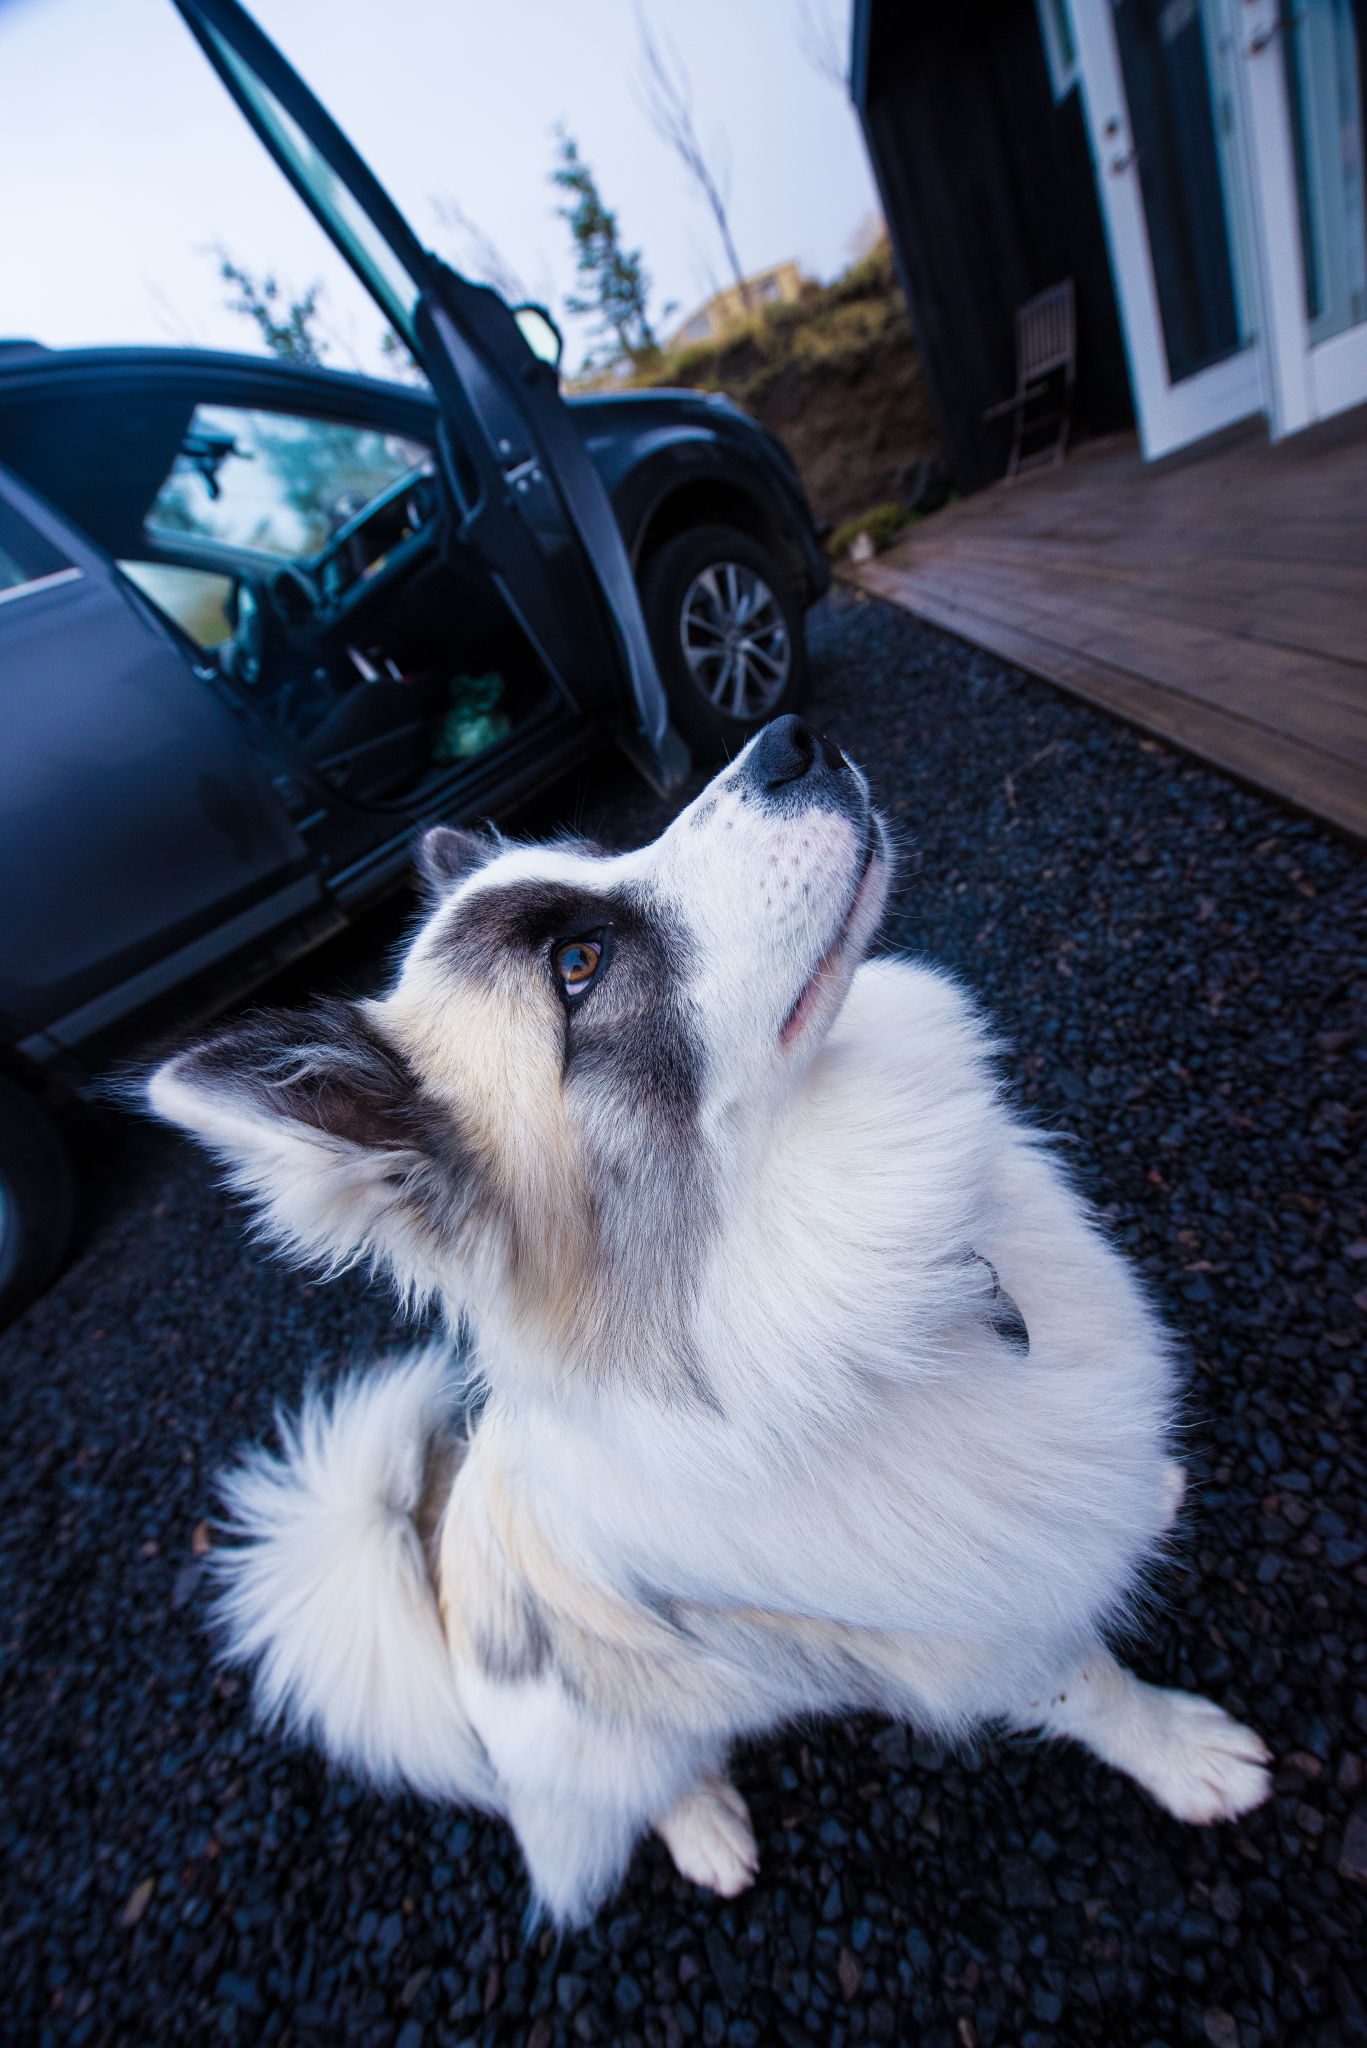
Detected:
[{"left": 844, "top": 410, "right": 1367, "bottom": 841}]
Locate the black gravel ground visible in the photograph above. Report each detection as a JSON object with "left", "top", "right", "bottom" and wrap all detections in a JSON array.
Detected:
[{"left": 3, "top": 586, "right": 1366, "bottom": 2048}]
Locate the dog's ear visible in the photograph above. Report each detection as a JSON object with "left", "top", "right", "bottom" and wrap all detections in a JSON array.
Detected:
[
  {"left": 414, "top": 825, "right": 497, "bottom": 902},
  {"left": 145, "top": 999, "right": 473, "bottom": 1301}
]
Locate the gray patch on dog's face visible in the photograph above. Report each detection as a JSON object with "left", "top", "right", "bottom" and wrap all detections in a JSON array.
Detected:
[
  {"left": 436, "top": 874, "right": 705, "bottom": 1120},
  {"left": 403, "top": 867, "right": 718, "bottom": 1401}
]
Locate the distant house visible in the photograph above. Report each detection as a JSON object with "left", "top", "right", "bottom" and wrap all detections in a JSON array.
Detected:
[
  {"left": 852, "top": 0, "right": 1367, "bottom": 491},
  {"left": 669, "top": 263, "right": 806, "bottom": 349}
]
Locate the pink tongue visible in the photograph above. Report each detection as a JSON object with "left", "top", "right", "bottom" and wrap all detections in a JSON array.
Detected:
[{"left": 781, "top": 960, "right": 826, "bottom": 1046}]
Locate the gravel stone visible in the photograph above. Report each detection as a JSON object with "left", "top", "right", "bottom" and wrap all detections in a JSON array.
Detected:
[
  {"left": 3, "top": 587, "right": 1365, "bottom": 2045},
  {"left": 703, "top": 1929, "right": 745, "bottom": 2006}
]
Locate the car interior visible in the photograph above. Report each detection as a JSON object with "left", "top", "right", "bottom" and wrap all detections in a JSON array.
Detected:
[{"left": 0, "top": 391, "right": 558, "bottom": 809}]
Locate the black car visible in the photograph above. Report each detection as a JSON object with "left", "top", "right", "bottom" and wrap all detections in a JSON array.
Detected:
[{"left": 0, "top": 0, "right": 828, "bottom": 1324}]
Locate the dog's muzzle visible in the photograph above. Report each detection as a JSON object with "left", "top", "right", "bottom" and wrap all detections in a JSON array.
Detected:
[{"left": 739, "top": 715, "right": 867, "bottom": 827}]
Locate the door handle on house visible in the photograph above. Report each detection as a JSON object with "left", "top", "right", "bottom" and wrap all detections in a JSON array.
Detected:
[{"left": 1248, "top": 4, "right": 1298, "bottom": 53}]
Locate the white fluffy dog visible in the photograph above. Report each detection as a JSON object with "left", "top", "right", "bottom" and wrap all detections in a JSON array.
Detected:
[{"left": 147, "top": 715, "right": 1270, "bottom": 1926}]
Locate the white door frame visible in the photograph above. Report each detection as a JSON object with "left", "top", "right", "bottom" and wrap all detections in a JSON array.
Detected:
[
  {"left": 1067, "top": 0, "right": 1367, "bottom": 457},
  {"left": 1240, "top": 0, "right": 1367, "bottom": 432}
]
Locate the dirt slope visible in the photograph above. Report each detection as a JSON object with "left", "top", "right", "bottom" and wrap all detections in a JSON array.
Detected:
[{"left": 602, "top": 241, "right": 942, "bottom": 532}]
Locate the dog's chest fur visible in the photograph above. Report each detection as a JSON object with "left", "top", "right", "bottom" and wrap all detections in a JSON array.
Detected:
[{"left": 431, "top": 954, "right": 1177, "bottom": 1736}]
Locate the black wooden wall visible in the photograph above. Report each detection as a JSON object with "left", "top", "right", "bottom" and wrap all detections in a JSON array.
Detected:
[{"left": 853, "top": 0, "right": 1134, "bottom": 493}]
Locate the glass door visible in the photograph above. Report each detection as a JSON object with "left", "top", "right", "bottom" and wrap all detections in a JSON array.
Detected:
[
  {"left": 1283, "top": 0, "right": 1367, "bottom": 344},
  {"left": 1070, "top": 0, "right": 1267, "bottom": 456},
  {"left": 1069, "top": 0, "right": 1367, "bottom": 448},
  {"left": 1272, "top": 0, "right": 1367, "bottom": 418}
]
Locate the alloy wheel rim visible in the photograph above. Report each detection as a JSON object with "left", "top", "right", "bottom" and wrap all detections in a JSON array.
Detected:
[{"left": 679, "top": 561, "right": 790, "bottom": 720}]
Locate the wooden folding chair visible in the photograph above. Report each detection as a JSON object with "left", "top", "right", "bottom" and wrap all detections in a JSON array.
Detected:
[{"left": 983, "top": 279, "right": 1076, "bottom": 481}]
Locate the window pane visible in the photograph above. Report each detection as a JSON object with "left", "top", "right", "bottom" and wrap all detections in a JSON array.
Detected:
[
  {"left": 144, "top": 405, "right": 433, "bottom": 562},
  {"left": 205, "top": 22, "right": 422, "bottom": 349},
  {"left": 1037, "top": 0, "right": 1080, "bottom": 98},
  {"left": 1282, "top": 0, "right": 1367, "bottom": 343},
  {"left": 1111, "top": 0, "right": 1254, "bottom": 381},
  {"left": 0, "top": 495, "right": 78, "bottom": 604},
  {"left": 119, "top": 562, "right": 234, "bottom": 647}
]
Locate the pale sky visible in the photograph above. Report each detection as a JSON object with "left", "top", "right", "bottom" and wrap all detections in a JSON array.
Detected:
[{"left": 0, "top": 0, "right": 878, "bottom": 379}]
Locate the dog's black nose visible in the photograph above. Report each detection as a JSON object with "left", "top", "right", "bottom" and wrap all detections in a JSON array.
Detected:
[{"left": 744, "top": 715, "right": 849, "bottom": 794}]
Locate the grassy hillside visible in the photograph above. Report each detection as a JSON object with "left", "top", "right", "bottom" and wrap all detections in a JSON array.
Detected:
[{"left": 584, "top": 240, "right": 942, "bottom": 537}]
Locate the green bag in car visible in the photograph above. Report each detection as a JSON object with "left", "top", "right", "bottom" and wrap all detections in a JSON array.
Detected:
[{"left": 433, "top": 670, "right": 511, "bottom": 764}]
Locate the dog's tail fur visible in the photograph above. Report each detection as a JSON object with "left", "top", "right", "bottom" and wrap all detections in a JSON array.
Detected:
[{"left": 209, "top": 1349, "right": 497, "bottom": 1808}]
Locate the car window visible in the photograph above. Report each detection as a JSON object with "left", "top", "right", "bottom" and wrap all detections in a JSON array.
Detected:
[
  {"left": 0, "top": 494, "right": 81, "bottom": 606},
  {"left": 119, "top": 562, "right": 234, "bottom": 647},
  {"left": 198, "top": 18, "right": 423, "bottom": 350},
  {"left": 144, "top": 405, "right": 432, "bottom": 562}
]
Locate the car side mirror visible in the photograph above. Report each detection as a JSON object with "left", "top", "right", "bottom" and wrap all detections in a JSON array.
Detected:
[{"left": 512, "top": 304, "right": 564, "bottom": 372}]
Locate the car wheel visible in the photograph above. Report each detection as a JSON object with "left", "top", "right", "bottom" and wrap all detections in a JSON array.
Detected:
[
  {"left": 0, "top": 1073, "right": 77, "bottom": 1329},
  {"left": 641, "top": 524, "right": 808, "bottom": 761}
]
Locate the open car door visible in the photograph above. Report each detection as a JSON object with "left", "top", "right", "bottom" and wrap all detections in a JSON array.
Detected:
[{"left": 172, "top": 0, "right": 685, "bottom": 794}]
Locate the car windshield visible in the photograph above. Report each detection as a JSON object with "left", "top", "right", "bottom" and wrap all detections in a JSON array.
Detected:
[{"left": 145, "top": 404, "right": 432, "bottom": 561}]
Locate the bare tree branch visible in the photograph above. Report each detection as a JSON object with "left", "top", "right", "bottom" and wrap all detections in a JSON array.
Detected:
[
  {"left": 634, "top": 6, "right": 751, "bottom": 312},
  {"left": 214, "top": 248, "right": 328, "bottom": 366},
  {"left": 430, "top": 195, "right": 530, "bottom": 306},
  {"left": 794, "top": 0, "right": 850, "bottom": 92},
  {"left": 142, "top": 274, "right": 202, "bottom": 349}
]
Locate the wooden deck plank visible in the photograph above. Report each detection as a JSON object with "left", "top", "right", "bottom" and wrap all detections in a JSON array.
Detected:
[
  {"left": 911, "top": 533, "right": 1367, "bottom": 624},
  {"left": 892, "top": 557, "right": 1367, "bottom": 753},
  {"left": 921, "top": 508, "right": 1367, "bottom": 574},
  {"left": 855, "top": 558, "right": 1367, "bottom": 841},
  {"left": 844, "top": 415, "right": 1367, "bottom": 840},
  {"left": 890, "top": 539, "right": 1367, "bottom": 674},
  {"left": 911, "top": 436, "right": 1367, "bottom": 564}
]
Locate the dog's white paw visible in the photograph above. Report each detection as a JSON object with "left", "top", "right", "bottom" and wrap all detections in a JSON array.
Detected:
[
  {"left": 655, "top": 1774, "right": 759, "bottom": 1897},
  {"left": 1136, "top": 1690, "right": 1272, "bottom": 1824},
  {"left": 1159, "top": 1458, "right": 1186, "bottom": 1531}
]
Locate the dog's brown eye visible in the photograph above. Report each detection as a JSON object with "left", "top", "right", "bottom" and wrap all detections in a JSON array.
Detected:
[{"left": 555, "top": 938, "right": 602, "bottom": 993}]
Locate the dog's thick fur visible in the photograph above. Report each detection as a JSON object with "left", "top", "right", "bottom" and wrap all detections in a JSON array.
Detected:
[{"left": 148, "top": 718, "right": 1270, "bottom": 1925}]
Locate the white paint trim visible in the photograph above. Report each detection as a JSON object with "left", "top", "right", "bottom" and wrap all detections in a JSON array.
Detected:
[
  {"left": 0, "top": 565, "right": 82, "bottom": 608},
  {"left": 1133, "top": 349, "right": 1266, "bottom": 459},
  {"left": 1307, "top": 320, "right": 1367, "bottom": 421},
  {"left": 1068, "top": 0, "right": 1173, "bottom": 456},
  {"left": 1237, "top": 0, "right": 1315, "bottom": 436}
]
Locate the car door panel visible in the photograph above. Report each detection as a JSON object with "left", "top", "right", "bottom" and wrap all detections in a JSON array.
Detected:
[
  {"left": 0, "top": 467, "right": 313, "bottom": 1035},
  {"left": 419, "top": 293, "right": 672, "bottom": 749}
]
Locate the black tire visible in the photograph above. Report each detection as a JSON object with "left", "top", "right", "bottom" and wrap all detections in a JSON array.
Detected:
[
  {"left": 0, "top": 1072, "right": 77, "bottom": 1329},
  {"left": 640, "top": 524, "right": 808, "bottom": 762}
]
